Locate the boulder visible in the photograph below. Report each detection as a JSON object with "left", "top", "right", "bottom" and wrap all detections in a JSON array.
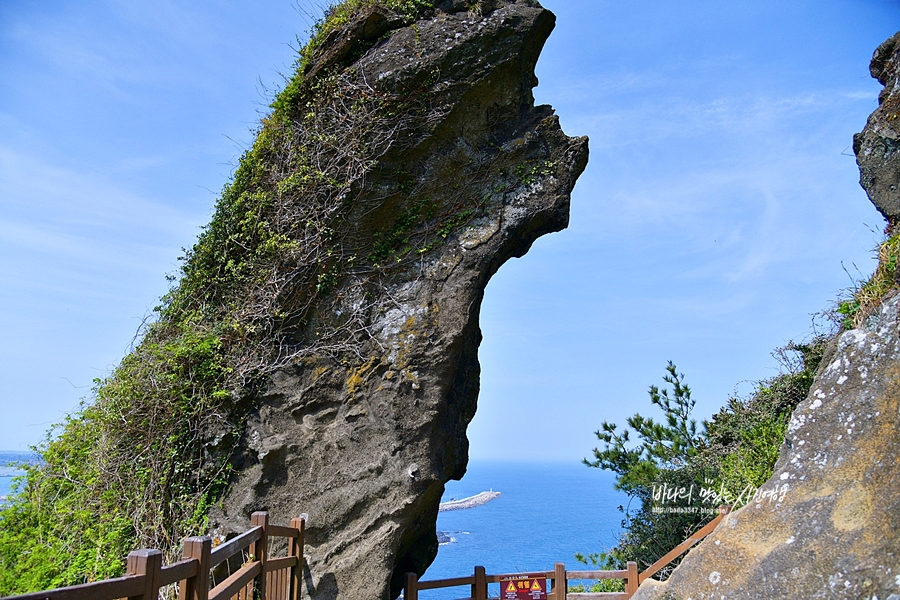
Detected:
[
  {"left": 632, "top": 292, "right": 900, "bottom": 599},
  {"left": 208, "top": 2, "right": 588, "bottom": 600}
]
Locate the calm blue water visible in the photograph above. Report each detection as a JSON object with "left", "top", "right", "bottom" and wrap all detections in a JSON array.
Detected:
[
  {"left": 0, "top": 451, "right": 39, "bottom": 501},
  {"left": 423, "top": 461, "right": 626, "bottom": 600}
]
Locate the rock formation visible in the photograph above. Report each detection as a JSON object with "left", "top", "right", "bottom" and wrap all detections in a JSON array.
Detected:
[
  {"left": 632, "top": 31, "right": 900, "bottom": 600},
  {"left": 856, "top": 32, "right": 900, "bottom": 225},
  {"left": 207, "top": 2, "right": 588, "bottom": 600}
]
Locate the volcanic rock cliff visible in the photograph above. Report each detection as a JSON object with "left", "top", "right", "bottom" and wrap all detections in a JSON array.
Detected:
[
  {"left": 856, "top": 31, "right": 900, "bottom": 225},
  {"left": 631, "top": 31, "right": 900, "bottom": 600},
  {"left": 206, "top": 2, "right": 587, "bottom": 599}
]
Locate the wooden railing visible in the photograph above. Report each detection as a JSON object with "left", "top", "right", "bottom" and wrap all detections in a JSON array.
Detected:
[
  {"left": 3, "top": 511, "right": 305, "bottom": 600},
  {"left": 404, "top": 506, "right": 731, "bottom": 600},
  {"left": 636, "top": 506, "right": 730, "bottom": 585},
  {"left": 3, "top": 505, "right": 730, "bottom": 600},
  {"left": 404, "top": 563, "right": 638, "bottom": 600}
]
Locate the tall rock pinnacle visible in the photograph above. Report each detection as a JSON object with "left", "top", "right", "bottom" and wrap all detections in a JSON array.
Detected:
[{"left": 208, "top": 2, "right": 588, "bottom": 599}]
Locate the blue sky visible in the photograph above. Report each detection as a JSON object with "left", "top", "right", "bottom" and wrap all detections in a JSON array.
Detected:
[{"left": 0, "top": 1, "right": 897, "bottom": 464}]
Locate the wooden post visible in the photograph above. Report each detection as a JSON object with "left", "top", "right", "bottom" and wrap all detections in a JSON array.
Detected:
[
  {"left": 472, "top": 566, "right": 487, "bottom": 600},
  {"left": 289, "top": 517, "right": 305, "bottom": 600},
  {"left": 553, "top": 562, "right": 566, "bottom": 600},
  {"left": 179, "top": 536, "right": 211, "bottom": 600},
  {"left": 126, "top": 549, "right": 162, "bottom": 600},
  {"left": 251, "top": 511, "right": 269, "bottom": 600},
  {"left": 404, "top": 572, "right": 418, "bottom": 600},
  {"left": 625, "top": 561, "right": 639, "bottom": 597}
]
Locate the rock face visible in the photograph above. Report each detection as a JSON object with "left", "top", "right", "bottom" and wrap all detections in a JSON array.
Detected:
[
  {"left": 208, "top": 3, "right": 588, "bottom": 600},
  {"left": 855, "top": 32, "right": 900, "bottom": 224},
  {"left": 633, "top": 294, "right": 900, "bottom": 599},
  {"left": 632, "top": 32, "right": 900, "bottom": 600}
]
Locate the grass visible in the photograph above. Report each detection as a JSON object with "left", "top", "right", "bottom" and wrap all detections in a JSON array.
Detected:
[{"left": 836, "top": 232, "right": 900, "bottom": 329}]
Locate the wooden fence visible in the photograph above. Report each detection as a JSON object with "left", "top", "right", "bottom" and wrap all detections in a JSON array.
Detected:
[
  {"left": 404, "top": 506, "right": 731, "bottom": 600},
  {"left": 3, "top": 511, "right": 305, "bottom": 600},
  {"left": 3, "top": 505, "right": 731, "bottom": 600}
]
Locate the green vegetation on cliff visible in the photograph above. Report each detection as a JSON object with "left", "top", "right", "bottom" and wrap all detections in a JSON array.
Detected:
[
  {"left": 0, "top": 1, "right": 456, "bottom": 593},
  {"left": 578, "top": 228, "right": 900, "bottom": 589},
  {"left": 579, "top": 341, "right": 826, "bottom": 586},
  {"left": 836, "top": 231, "right": 900, "bottom": 329}
]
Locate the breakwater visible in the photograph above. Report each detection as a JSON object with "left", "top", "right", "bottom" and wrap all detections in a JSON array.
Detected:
[{"left": 438, "top": 490, "right": 500, "bottom": 512}]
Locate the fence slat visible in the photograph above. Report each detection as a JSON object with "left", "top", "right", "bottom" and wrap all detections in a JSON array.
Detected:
[
  {"left": 179, "top": 536, "right": 211, "bottom": 600},
  {"left": 266, "top": 525, "right": 299, "bottom": 539},
  {"left": 472, "top": 566, "right": 486, "bottom": 600},
  {"left": 288, "top": 517, "right": 306, "bottom": 600},
  {"left": 289, "top": 517, "right": 304, "bottom": 600},
  {"left": 251, "top": 512, "right": 268, "bottom": 600},
  {"left": 625, "top": 562, "right": 638, "bottom": 596},
  {"left": 553, "top": 563, "right": 566, "bottom": 600},
  {"left": 264, "top": 556, "right": 298, "bottom": 573},
  {"left": 126, "top": 549, "right": 163, "bottom": 600},
  {"left": 405, "top": 573, "right": 418, "bottom": 600}
]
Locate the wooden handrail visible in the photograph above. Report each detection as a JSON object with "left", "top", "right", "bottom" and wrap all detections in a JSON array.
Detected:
[
  {"left": 264, "top": 556, "right": 298, "bottom": 573},
  {"left": 5, "top": 504, "right": 724, "bottom": 600},
  {"left": 404, "top": 507, "right": 731, "bottom": 600},
  {"left": 267, "top": 525, "right": 300, "bottom": 538},
  {"left": 209, "top": 526, "right": 262, "bottom": 568},
  {"left": 416, "top": 575, "right": 474, "bottom": 590},
  {"left": 1, "top": 512, "right": 307, "bottom": 600},
  {"left": 3, "top": 575, "right": 145, "bottom": 600},
  {"left": 209, "top": 562, "right": 261, "bottom": 600},
  {"left": 638, "top": 506, "right": 731, "bottom": 584},
  {"left": 159, "top": 558, "right": 200, "bottom": 587},
  {"left": 407, "top": 562, "right": 632, "bottom": 600}
]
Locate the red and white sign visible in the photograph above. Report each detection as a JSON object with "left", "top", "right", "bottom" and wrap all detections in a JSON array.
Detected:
[{"left": 500, "top": 575, "right": 547, "bottom": 600}]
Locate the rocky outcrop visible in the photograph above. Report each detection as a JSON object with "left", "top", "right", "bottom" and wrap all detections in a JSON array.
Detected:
[
  {"left": 855, "top": 32, "right": 900, "bottom": 224},
  {"left": 632, "top": 31, "right": 900, "bottom": 600},
  {"left": 208, "top": 2, "right": 587, "bottom": 600},
  {"left": 632, "top": 293, "right": 900, "bottom": 599}
]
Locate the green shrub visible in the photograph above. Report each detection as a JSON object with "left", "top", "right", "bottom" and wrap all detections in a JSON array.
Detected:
[
  {"left": 583, "top": 339, "right": 826, "bottom": 580},
  {"left": 836, "top": 232, "right": 900, "bottom": 329}
]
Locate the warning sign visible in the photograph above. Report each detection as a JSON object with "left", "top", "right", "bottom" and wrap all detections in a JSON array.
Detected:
[{"left": 500, "top": 575, "right": 547, "bottom": 600}]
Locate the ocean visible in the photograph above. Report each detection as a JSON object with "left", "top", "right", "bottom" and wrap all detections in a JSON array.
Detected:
[
  {"left": 424, "top": 460, "right": 626, "bottom": 599},
  {"left": 0, "top": 451, "right": 38, "bottom": 501},
  {"left": 0, "top": 455, "right": 626, "bottom": 598}
]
